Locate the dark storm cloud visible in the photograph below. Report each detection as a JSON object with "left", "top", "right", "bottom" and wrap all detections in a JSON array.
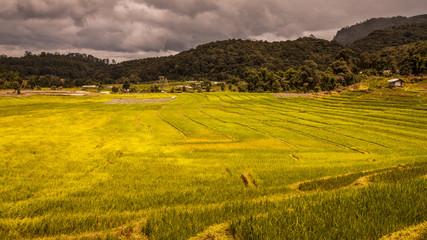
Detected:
[
  {"left": 0, "top": 0, "right": 426, "bottom": 60},
  {"left": 143, "top": 0, "right": 219, "bottom": 17}
]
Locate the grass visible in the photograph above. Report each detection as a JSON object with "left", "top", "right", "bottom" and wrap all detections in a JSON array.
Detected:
[
  {"left": 297, "top": 162, "right": 427, "bottom": 191},
  {"left": 0, "top": 88, "right": 426, "bottom": 239},
  {"left": 231, "top": 179, "right": 426, "bottom": 240},
  {"left": 379, "top": 221, "right": 427, "bottom": 240}
]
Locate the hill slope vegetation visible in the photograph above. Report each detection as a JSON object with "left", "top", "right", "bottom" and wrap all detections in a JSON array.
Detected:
[
  {"left": 0, "top": 16, "right": 426, "bottom": 92},
  {"left": 333, "top": 14, "right": 427, "bottom": 45},
  {"left": 350, "top": 23, "right": 427, "bottom": 53}
]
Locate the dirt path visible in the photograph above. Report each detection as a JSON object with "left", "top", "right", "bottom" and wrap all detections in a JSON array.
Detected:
[{"left": 0, "top": 90, "right": 99, "bottom": 97}]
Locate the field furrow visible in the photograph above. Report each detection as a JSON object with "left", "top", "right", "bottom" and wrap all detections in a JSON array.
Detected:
[{"left": 0, "top": 91, "right": 425, "bottom": 240}]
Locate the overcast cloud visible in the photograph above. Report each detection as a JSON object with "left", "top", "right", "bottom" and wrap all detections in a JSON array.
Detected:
[{"left": 0, "top": 0, "right": 425, "bottom": 61}]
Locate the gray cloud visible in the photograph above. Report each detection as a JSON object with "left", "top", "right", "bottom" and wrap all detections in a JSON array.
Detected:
[{"left": 0, "top": 0, "right": 425, "bottom": 61}]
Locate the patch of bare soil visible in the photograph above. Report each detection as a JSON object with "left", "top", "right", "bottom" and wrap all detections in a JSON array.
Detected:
[
  {"left": 240, "top": 172, "right": 257, "bottom": 188},
  {"left": 104, "top": 97, "right": 175, "bottom": 104},
  {"left": 190, "top": 223, "right": 234, "bottom": 240},
  {"left": 35, "top": 218, "right": 148, "bottom": 240},
  {"left": 289, "top": 154, "right": 299, "bottom": 161},
  {"left": 136, "top": 117, "right": 143, "bottom": 127}
]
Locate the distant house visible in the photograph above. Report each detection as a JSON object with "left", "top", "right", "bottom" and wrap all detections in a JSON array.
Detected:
[
  {"left": 387, "top": 79, "right": 404, "bottom": 87},
  {"left": 383, "top": 70, "right": 392, "bottom": 76}
]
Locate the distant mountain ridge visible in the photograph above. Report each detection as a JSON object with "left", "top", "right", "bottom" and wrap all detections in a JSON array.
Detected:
[
  {"left": 1, "top": 14, "right": 426, "bottom": 87},
  {"left": 119, "top": 37, "right": 342, "bottom": 81},
  {"left": 333, "top": 14, "right": 427, "bottom": 45},
  {"left": 350, "top": 23, "right": 427, "bottom": 52}
]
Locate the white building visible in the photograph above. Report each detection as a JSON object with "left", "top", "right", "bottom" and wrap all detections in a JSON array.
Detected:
[{"left": 387, "top": 79, "right": 404, "bottom": 87}]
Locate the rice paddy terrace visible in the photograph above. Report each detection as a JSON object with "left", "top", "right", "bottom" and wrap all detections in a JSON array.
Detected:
[{"left": 0, "top": 90, "right": 426, "bottom": 239}]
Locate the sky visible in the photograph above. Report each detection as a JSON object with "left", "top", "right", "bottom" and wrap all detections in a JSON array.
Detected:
[{"left": 0, "top": 0, "right": 426, "bottom": 62}]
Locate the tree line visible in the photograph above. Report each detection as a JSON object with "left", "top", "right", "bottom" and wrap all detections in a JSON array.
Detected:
[{"left": 0, "top": 24, "right": 426, "bottom": 92}]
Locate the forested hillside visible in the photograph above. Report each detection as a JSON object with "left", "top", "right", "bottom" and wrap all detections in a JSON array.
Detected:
[
  {"left": 333, "top": 14, "right": 427, "bottom": 45},
  {"left": 119, "top": 37, "right": 342, "bottom": 81},
  {"left": 0, "top": 52, "right": 109, "bottom": 79},
  {"left": 350, "top": 24, "right": 427, "bottom": 52},
  {"left": 0, "top": 52, "right": 110, "bottom": 87},
  {"left": 356, "top": 41, "right": 426, "bottom": 75},
  {"left": 0, "top": 16, "right": 426, "bottom": 93},
  {"left": 0, "top": 37, "right": 344, "bottom": 85}
]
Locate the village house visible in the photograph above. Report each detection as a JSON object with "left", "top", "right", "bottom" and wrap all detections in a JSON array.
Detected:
[{"left": 387, "top": 79, "right": 404, "bottom": 87}]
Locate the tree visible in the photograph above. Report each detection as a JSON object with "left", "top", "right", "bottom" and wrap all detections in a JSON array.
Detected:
[
  {"left": 37, "top": 75, "right": 62, "bottom": 87},
  {"left": 11, "top": 81, "right": 21, "bottom": 94},
  {"left": 272, "top": 79, "right": 282, "bottom": 92},
  {"left": 237, "top": 81, "right": 248, "bottom": 92},
  {"left": 219, "top": 82, "right": 226, "bottom": 91},
  {"left": 320, "top": 73, "right": 337, "bottom": 91},
  {"left": 1, "top": 71, "right": 22, "bottom": 93},
  {"left": 122, "top": 79, "right": 130, "bottom": 92},
  {"left": 129, "top": 74, "right": 141, "bottom": 84},
  {"left": 201, "top": 79, "right": 212, "bottom": 92},
  {"left": 410, "top": 54, "right": 426, "bottom": 75},
  {"left": 150, "top": 85, "right": 160, "bottom": 93},
  {"left": 296, "top": 61, "right": 321, "bottom": 92},
  {"left": 27, "top": 75, "right": 39, "bottom": 89},
  {"left": 243, "top": 68, "right": 275, "bottom": 92},
  {"left": 327, "top": 59, "right": 355, "bottom": 86}
]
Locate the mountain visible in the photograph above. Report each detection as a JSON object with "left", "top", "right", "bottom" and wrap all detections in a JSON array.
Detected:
[
  {"left": 350, "top": 23, "right": 427, "bottom": 53},
  {"left": 1, "top": 15, "right": 426, "bottom": 90},
  {"left": 333, "top": 14, "right": 427, "bottom": 45},
  {"left": 117, "top": 37, "right": 343, "bottom": 81},
  {"left": 0, "top": 37, "right": 343, "bottom": 82},
  {"left": 0, "top": 52, "right": 109, "bottom": 79}
]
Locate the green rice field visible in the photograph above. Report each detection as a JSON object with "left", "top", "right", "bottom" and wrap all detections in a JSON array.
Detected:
[{"left": 0, "top": 89, "right": 426, "bottom": 239}]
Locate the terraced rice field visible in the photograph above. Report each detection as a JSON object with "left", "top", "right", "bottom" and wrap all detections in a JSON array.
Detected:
[{"left": 0, "top": 90, "right": 426, "bottom": 239}]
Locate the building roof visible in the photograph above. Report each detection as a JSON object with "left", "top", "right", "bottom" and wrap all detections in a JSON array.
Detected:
[{"left": 387, "top": 79, "right": 404, "bottom": 83}]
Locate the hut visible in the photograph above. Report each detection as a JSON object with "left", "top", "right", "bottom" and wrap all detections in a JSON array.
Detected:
[{"left": 387, "top": 79, "right": 404, "bottom": 87}]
